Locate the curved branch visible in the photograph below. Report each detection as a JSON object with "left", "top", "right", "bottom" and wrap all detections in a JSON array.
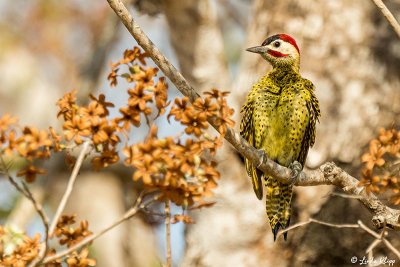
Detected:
[
  {"left": 105, "top": 0, "right": 400, "bottom": 231},
  {"left": 371, "top": 0, "right": 400, "bottom": 39}
]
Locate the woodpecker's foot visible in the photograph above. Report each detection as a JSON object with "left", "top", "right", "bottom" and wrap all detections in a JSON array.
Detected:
[
  {"left": 289, "top": 161, "right": 302, "bottom": 185},
  {"left": 256, "top": 149, "right": 268, "bottom": 168}
]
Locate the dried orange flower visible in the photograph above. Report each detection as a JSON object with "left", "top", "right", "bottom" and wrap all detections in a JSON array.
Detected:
[
  {"left": 168, "top": 97, "right": 190, "bottom": 122},
  {"left": 45, "top": 249, "right": 62, "bottom": 267},
  {"left": 49, "top": 126, "right": 63, "bottom": 152},
  {"left": 91, "top": 146, "right": 119, "bottom": 171},
  {"left": 89, "top": 93, "right": 114, "bottom": 117},
  {"left": 4, "top": 130, "right": 21, "bottom": 157},
  {"left": 107, "top": 63, "right": 119, "bottom": 87},
  {"left": 57, "top": 89, "right": 77, "bottom": 120},
  {"left": 53, "top": 215, "right": 92, "bottom": 248},
  {"left": 16, "top": 165, "right": 47, "bottom": 183},
  {"left": 63, "top": 112, "right": 91, "bottom": 145},
  {"left": 172, "top": 214, "right": 195, "bottom": 224},
  {"left": 360, "top": 125, "right": 400, "bottom": 204},
  {"left": 116, "top": 107, "right": 141, "bottom": 131},
  {"left": 0, "top": 113, "right": 18, "bottom": 131},
  {"left": 66, "top": 248, "right": 96, "bottom": 267},
  {"left": 361, "top": 139, "right": 385, "bottom": 170},
  {"left": 181, "top": 110, "right": 208, "bottom": 137},
  {"left": 1, "top": 232, "right": 42, "bottom": 266},
  {"left": 19, "top": 126, "right": 53, "bottom": 160},
  {"left": 65, "top": 152, "right": 77, "bottom": 172}
]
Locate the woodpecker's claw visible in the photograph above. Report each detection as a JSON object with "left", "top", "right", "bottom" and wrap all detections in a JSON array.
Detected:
[
  {"left": 257, "top": 149, "right": 268, "bottom": 168},
  {"left": 289, "top": 161, "right": 302, "bottom": 185}
]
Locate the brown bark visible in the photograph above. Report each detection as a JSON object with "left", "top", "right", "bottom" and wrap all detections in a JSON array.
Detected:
[{"left": 163, "top": 0, "right": 230, "bottom": 91}]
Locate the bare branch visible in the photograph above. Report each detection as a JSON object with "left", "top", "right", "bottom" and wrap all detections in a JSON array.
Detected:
[
  {"left": 43, "top": 192, "right": 160, "bottom": 264},
  {"left": 357, "top": 220, "right": 400, "bottom": 259},
  {"left": 277, "top": 218, "right": 359, "bottom": 238},
  {"left": 382, "top": 238, "right": 400, "bottom": 259},
  {"left": 48, "top": 140, "right": 91, "bottom": 236},
  {"left": 277, "top": 217, "right": 400, "bottom": 260},
  {"left": 358, "top": 220, "right": 381, "bottom": 239},
  {"left": 366, "top": 239, "right": 381, "bottom": 254},
  {"left": 165, "top": 201, "right": 171, "bottom": 267},
  {"left": 371, "top": 0, "right": 400, "bottom": 39},
  {"left": 105, "top": 0, "right": 400, "bottom": 231},
  {"left": 30, "top": 141, "right": 91, "bottom": 266}
]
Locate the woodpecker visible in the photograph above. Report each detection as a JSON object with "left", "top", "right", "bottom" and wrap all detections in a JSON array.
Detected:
[{"left": 240, "top": 34, "right": 320, "bottom": 241}]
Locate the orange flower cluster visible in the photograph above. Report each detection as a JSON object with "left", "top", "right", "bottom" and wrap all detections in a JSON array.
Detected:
[
  {"left": 109, "top": 47, "right": 169, "bottom": 126},
  {"left": 0, "top": 215, "right": 94, "bottom": 267},
  {"left": 123, "top": 89, "right": 234, "bottom": 207},
  {"left": 56, "top": 89, "right": 122, "bottom": 170},
  {"left": 107, "top": 47, "right": 150, "bottom": 87},
  {"left": 169, "top": 90, "right": 234, "bottom": 138},
  {"left": 52, "top": 214, "right": 93, "bottom": 248},
  {"left": 65, "top": 248, "right": 96, "bottom": 267},
  {"left": 359, "top": 124, "right": 400, "bottom": 204},
  {"left": 0, "top": 225, "right": 42, "bottom": 266},
  {"left": 0, "top": 114, "right": 59, "bottom": 182},
  {"left": 124, "top": 125, "right": 220, "bottom": 206}
]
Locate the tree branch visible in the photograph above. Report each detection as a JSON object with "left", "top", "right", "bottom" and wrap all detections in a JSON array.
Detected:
[
  {"left": 371, "top": 0, "right": 400, "bottom": 39},
  {"left": 277, "top": 217, "right": 400, "bottom": 259},
  {"left": 165, "top": 201, "right": 171, "bottom": 267},
  {"left": 105, "top": 0, "right": 400, "bottom": 231},
  {"left": 48, "top": 140, "right": 91, "bottom": 236},
  {"left": 43, "top": 191, "right": 159, "bottom": 263}
]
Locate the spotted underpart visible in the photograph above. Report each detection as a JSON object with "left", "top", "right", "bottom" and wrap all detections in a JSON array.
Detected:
[{"left": 240, "top": 57, "right": 320, "bottom": 241}]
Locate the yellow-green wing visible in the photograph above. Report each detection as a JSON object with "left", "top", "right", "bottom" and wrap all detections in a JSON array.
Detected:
[
  {"left": 240, "top": 100, "right": 263, "bottom": 200},
  {"left": 297, "top": 81, "right": 321, "bottom": 165}
]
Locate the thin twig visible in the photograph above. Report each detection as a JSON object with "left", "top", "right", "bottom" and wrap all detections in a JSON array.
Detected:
[
  {"left": 0, "top": 156, "right": 50, "bottom": 266},
  {"left": 22, "top": 181, "right": 49, "bottom": 267},
  {"left": 48, "top": 140, "right": 91, "bottom": 236},
  {"left": 276, "top": 217, "right": 400, "bottom": 260},
  {"left": 277, "top": 218, "right": 359, "bottom": 238},
  {"left": 44, "top": 206, "right": 139, "bottom": 263},
  {"left": 358, "top": 220, "right": 400, "bottom": 259},
  {"left": 43, "top": 192, "right": 160, "bottom": 263},
  {"left": 330, "top": 192, "right": 377, "bottom": 200},
  {"left": 382, "top": 238, "right": 400, "bottom": 259},
  {"left": 165, "top": 201, "right": 172, "bottom": 267},
  {"left": 371, "top": 0, "right": 400, "bottom": 39},
  {"left": 368, "top": 250, "right": 374, "bottom": 267},
  {"left": 358, "top": 220, "right": 380, "bottom": 239},
  {"left": 366, "top": 239, "right": 381, "bottom": 254},
  {"left": 105, "top": 0, "right": 400, "bottom": 231}
]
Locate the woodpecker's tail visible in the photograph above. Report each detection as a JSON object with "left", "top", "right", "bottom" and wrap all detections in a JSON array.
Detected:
[{"left": 265, "top": 177, "right": 293, "bottom": 241}]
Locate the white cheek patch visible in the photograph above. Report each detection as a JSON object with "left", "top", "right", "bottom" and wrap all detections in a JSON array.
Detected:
[
  {"left": 278, "top": 42, "right": 298, "bottom": 56},
  {"left": 267, "top": 42, "right": 298, "bottom": 58}
]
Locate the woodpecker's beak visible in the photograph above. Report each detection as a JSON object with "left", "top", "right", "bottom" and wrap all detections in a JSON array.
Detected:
[{"left": 246, "top": 46, "right": 268, "bottom": 54}]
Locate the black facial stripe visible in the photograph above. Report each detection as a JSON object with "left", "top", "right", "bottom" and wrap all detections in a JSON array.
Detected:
[{"left": 261, "top": 34, "right": 281, "bottom": 46}]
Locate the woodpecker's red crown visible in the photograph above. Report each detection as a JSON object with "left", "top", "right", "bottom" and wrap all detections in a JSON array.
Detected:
[
  {"left": 262, "top": 34, "right": 300, "bottom": 55},
  {"left": 246, "top": 34, "right": 300, "bottom": 70}
]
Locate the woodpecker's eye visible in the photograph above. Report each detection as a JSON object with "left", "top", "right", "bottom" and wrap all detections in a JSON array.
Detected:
[{"left": 274, "top": 41, "right": 281, "bottom": 48}]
